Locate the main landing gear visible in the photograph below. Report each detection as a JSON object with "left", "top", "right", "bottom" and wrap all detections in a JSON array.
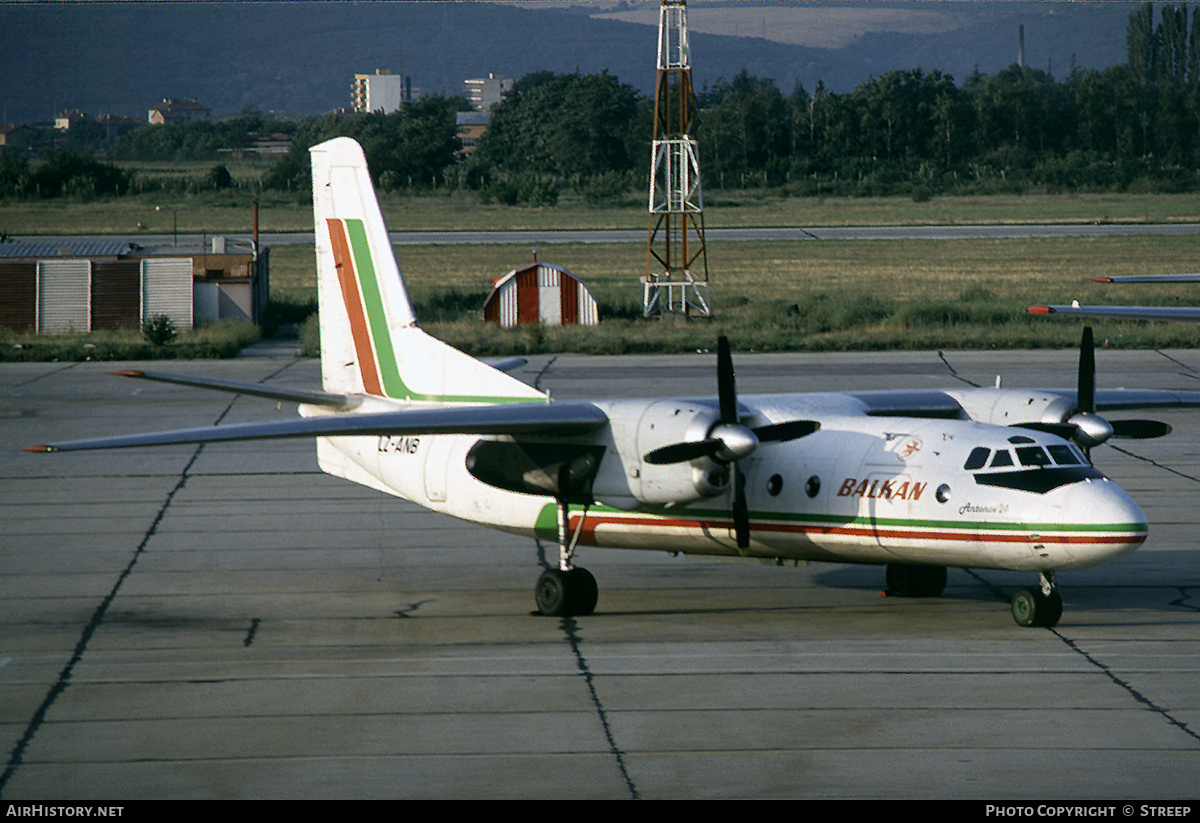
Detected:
[
  {"left": 884, "top": 563, "right": 948, "bottom": 598},
  {"left": 1011, "top": 572, "right": 1063, "bottom": 628},
  {"left": 534, "top": 501, "right": 598, "bottom": 617}
]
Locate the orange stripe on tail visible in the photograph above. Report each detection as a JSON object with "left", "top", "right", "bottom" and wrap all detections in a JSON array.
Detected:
[{"left": 327, "top": 218, "right": 384, "bottom": 396}]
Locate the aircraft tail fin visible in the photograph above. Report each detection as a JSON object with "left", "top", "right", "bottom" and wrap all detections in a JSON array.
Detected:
[{"left": 309, "top": 137, "right": 544, "bottom": 405}]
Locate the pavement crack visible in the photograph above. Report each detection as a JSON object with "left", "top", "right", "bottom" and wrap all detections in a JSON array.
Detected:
[
  {"left": 1051, "top": 630, "right": 1200, "bottom": 746},
  {"left": 1169, "top": 586, "right": 1200, "bottom": 613},
  {"left": 534, "top": 538, "right": 639, "bottom": 799},
  {"left": 558, "top": 616, "right": 640, "bottom": 800},
  {"left": 0, "top": 395, "right": 238, "bottom": 796},
  {"left": 936, "top": 351, "right": 982, "bottom": 388},
  {"left": 1108, "top": 443, "right": 1200, "bottom": 484},
  {"left": 531, "top": 355, "right": 559, "bottom": 393}
]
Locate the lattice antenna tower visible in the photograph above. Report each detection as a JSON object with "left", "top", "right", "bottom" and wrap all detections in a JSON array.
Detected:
[{"left": 644, "top": 0, "right": 710, "bottom": 319}]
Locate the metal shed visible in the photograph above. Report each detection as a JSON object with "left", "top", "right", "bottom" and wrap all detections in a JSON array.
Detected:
[
  {"left": 483, "top": 261, "right": 598, "bottom": 328},
  {"left": 0, "top": 238, "right": 267, "bottom": 334}
]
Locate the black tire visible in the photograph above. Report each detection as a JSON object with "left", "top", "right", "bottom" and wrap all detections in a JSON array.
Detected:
[
  {"left": 885, "top": 563, "right": 947, "bottom": 598},
  {"left": 535, "top": 569, "right": 571, "bottom": 616},
  {"left": 1012, "top": 588, "right": 1062, "bottom": 628},
  {"left": 566, "top": 567, "right": 598, "bottom": 616},
  {"left": 1039, "top": 590, "right": 1063, "bottom": 628}
]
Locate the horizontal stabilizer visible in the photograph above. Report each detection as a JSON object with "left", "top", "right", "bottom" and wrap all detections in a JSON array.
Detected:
[
  {"left": 28, "top": 401, "right": 608, "bottom": 453},
  {"left": 111, "top": 370, "right": 361, "bottom": 410}
]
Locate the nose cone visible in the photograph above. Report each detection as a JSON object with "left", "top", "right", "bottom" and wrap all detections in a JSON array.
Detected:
[{"left": 1050, "top": 475, "right": 1147, "bottom": 570}]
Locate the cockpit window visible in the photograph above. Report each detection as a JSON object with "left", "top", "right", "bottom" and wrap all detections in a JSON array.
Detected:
[
  {"left": 964, "top": 447, "right": 990, "bottom": 470},
  {"left": 989, "top": 450, "right": 1014, "bottom": 467},
  {"left": 1046, "top": 444, "right": 1082, "bottom": 465},
  {"left": 1016, "top": 446, "right": 1051, "bottom": 467}
]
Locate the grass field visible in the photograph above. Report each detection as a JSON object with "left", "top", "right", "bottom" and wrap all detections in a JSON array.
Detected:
[
  {"left": 5, "top": 186, "right": 1200, "bottom": 357},
  {"left": 7, "top": 188, "right": 1200, "bottom": 236},
  {"left": 265, "top": 232, "right": 1200, "bottom": 357}
]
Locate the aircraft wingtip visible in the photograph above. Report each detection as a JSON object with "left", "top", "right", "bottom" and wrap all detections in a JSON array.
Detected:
[
  {"left": 110, "top": 369, "right": 145, "bottom": 378},
  {"left": 24, "top": 444, "right": 56, "bottom": 453},
  {"left": 1090, "top": 277, "right": 1114, "bottom": 283},
  {"left": 1026, "top": 305, "right": 1054, "bottom": 315}
]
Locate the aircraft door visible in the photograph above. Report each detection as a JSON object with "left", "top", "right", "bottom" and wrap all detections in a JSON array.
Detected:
[{"left": 423, "top": 434, "right": 458, "bottom": 503}]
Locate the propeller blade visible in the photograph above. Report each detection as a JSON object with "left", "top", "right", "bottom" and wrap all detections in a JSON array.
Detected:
[
  {"left": 1078, "top": 325, "right": 1096, "bottom": 415},
  {"left": 732, "top": 468, "right": 750, "bottom": 549},
  {"left": 754, "top": 419, "right": 820, "bottom": 443},
  {"left": 644, "top": 438, "right": 723, "bottom": 465},
  {"left": 717, "top": 335, "right": 737, "bottom": 424},
  {"left": 1111, "top": 419, "right": 1173, "bottom": 439}
]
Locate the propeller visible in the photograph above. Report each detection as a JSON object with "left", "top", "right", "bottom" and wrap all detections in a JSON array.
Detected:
[
  {"left": 1019, "top": 326, "right": 1171, "bottom": 455},
  {"left": 643, "top": 336, "right": 819, "bottom": 549}
]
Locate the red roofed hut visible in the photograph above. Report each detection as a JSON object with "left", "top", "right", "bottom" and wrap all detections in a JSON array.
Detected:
[{"left": 483, "top": 260, "right": 598, "bottom": 328}]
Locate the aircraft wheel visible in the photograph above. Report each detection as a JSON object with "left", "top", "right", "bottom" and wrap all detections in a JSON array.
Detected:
[
  {"left": 535, "top": 569, "right": 571, "bottom": 616},
  {"left": 1011, "top": 588, "right": 1063, "bottom": 628},
  {"left": 885, "top": 563, "right": 947, "bottom": 598},
  {"left": 535, "top": 567, "right": 598, "bottom": 617}
]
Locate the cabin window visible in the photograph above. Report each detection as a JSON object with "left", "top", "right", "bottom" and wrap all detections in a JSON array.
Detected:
[
  {"left": 1016, "top": 446, "right": 1051, "bottom": 467},
  {"left": 964, "top": 447, "right": 990, "bottom": 470},
  {"left": 990, "top": 450, "right": 1014, "bottom": 467},
  {"left": 1046, "top": 444, "right": 1082, "bottom": 465}
]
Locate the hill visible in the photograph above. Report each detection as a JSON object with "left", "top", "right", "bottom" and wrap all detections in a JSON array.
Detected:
[{"left": 0, "top": 1, "right": 1132, "bottom": 124}]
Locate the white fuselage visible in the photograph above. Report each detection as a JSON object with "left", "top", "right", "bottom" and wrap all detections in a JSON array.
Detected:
[{"left": 311, "top": 392, "right": 1147, "bottom": 574}]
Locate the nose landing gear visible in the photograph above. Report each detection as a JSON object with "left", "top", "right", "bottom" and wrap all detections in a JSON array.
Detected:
[{"left": 1011, "top": 572, "right": 1063, "bottom": 628}]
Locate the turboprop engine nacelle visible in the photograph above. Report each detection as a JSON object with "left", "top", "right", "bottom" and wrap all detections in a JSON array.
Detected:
[
  {"left": 951, "top": 389, "right": 1075, "bottom": 430},
  {"left": 590, "top": 399, "right": 732, "bottom": 510}
]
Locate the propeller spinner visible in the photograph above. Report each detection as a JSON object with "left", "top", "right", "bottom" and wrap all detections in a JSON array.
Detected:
[{"left": 642, "top": 337, "right": 819, "bottom": 548}]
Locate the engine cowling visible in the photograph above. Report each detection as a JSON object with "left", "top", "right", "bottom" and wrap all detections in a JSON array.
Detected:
[{"left": 590, "top": 399, "right": 731, "bottom": 509}]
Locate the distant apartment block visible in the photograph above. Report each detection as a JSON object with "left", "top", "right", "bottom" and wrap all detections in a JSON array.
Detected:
[
  {"left": 463, "top": 74, "right": 513, "bottom": 111},
  {"left": 148, "top": 98, "right": 211, "bottom": 125},
  {"left": 352, "top": 70, "right": 408, "bottom": 113}
]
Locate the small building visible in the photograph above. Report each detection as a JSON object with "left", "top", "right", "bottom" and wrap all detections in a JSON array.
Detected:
[
  {"left": 0, "top": 124, "right": 34, "bottom": 152},
  {"left": 483, "top": 260, "right": 598, "bottom": 328},
  {"left": 456, "top": 111, "right": 489, "bottom": 157},
  {"left": 0, "top": 238, "right": 268, "bottom": 334},
  {"left": 148, "top": 98, "right": 211, "bottom": 125}
]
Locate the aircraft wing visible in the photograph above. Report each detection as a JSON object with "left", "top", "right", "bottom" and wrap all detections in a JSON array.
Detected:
[
  {"left": 1028, "top": 305, "right": 1200, "bottom": 322},
  {"left": 1090, "top": 274, "right": 1200, "bottom": 283},
  {"left": 27, "top": 401, "right": 608, "bottom": 453}
]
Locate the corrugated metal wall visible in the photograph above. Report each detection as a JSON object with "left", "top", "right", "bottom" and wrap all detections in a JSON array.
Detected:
[
  {"left": 0, "top": 262, "right": 37, "bottom": 332},
  {"left": 38, "top": 260, "right": 91, "bottom": 333},
  {"left": 142, "top": 258, "right": 194, "bottom": 328},
  {"left": 0, "top": 257, "right": 195, "bottom": 334},
  {"left": 91, "top": 261, "right": 141, "bottom": 330}
]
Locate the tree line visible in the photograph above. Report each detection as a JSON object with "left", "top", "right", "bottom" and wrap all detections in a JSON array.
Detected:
[{"left": 5, "top": 2, "right": 1200, "bottom": 202}]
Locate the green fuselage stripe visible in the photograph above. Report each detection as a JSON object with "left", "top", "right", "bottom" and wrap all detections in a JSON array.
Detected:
[{"left": 536, "top": 502, "right": 1145, "bottom": 537}]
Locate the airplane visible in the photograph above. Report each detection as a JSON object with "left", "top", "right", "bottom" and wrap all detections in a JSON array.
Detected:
[
  {"left": 26, "top": 136, "right": 1200, "bottom": 628},
  {"left": 1029, "top": 273, "right": 1200, "bottom": 322}
]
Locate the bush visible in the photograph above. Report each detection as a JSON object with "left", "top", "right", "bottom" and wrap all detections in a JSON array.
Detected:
[{"left": 142, "top": 314, "right": 178, "bottom": 346}]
